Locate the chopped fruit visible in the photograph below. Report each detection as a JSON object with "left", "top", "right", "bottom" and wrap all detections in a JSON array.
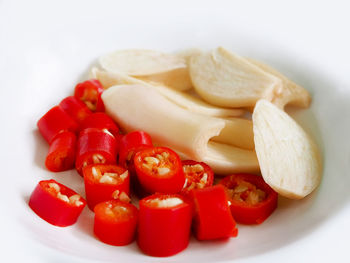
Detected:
[
  {"left": 59, "top": 96, "right": 92, "bottom": 124},
  {"left": 138, "top": 194, "right": 192, "bottom": 257},
  {"left": 191, "top": 185, "right": 238, "bottom": 241},
  {"left": 76, "top": 128, "right": 117, "bottom": 175},
  {"left": 146, "top": 197, "right": 183, "bottom": 208},
  {"left": 29, "top": 179, "right": 86, "bottom": 227},
  {"left": 134, "top": 147, "right": 185, "bottom": 194},
  {"left": 225, "top": 179, "right": 267, "bottom": 205},
  {"left": 139, "top": 151, "right": 175, "bottom": 175},
  {"left": 180, "top": 160, "right": 214, "bottom": 195},
  {"left": 118, "top": 131, "right": 153, "bottom": 175},
  {"left": 79, "top": 112, "right": 119, "bottom": 137},
  {"left": 74, "top": 79, "right": 105, "bottom": 112},
  {"left": 219, "top": 174, "right": 278, "bottom": 224},
  {"left": 94, "top": 200, "right": 138, "bottom": 246},
  {"left": 45, "top": 131, "right": 76, "bottom": 172},
  {"left": 83, "top": 164, "right": 130, "bottom": 210},
  {"left": 37, "top": 106, "right": 78, "bottom": 144}
]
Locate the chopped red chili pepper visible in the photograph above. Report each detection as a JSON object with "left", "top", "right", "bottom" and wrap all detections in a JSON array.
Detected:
[
  {"left": 118, "top": 131, "right": 153, "bottom": 196},
  {"left": 29, "top": 179, "right": 86, "bottom": 227},
  {"left": 37, "top": 106, "right": 78, "bottom": 144},
  {"left": 76, "top": 128, "right": 117, "bottom": 175},
  {"left": 80, "top": 112, "right": 119, "bottom": 137},
  {"left": 94, "top": 200, "right": 138, "bottom": 246},
  {"left": 74, "top": 79, "right": 105, "bottom": 112},
  {"left": 59, "top": 96, "right": 92, "bottom": 124},
  {"left": 134, "top": 147, "right": 185, "bottom": 194},
  {"left": 191, "top": 185, "right": 238, "bottom": 241},
  {"left": 181, "top": 160, "right": 214, "bottom": 195},
  {"left": 138, "top": 193, "right": 192, "bottom": 257},
  {"left": 219, "top": 174, "right": 278, "bottom": 224},
  {"left": 45, "top": 131, "right": 76, "bottom": 172},
  {"left": 83, "top": 164, "right": 130, "bottom": 210},
  {"left": 118, "top": 131, "right": 153, "bottom": 171}
]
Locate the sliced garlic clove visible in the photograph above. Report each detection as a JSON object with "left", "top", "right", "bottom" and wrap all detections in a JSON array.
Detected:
[
  {"left": 189, "top": 47, "right": 283, "bottom": 107},
  {"left": 99, "top": 49, "right": 191, "bottom": 91},
  {"left": 135, "top": 67, "right": 192, "bottom": 91},
  {"left": 92, "top": 67, "right": 244, "bottom": 117},
  {"left": 252, "top": 99, "right": 322, "bottom": 199},
  {"left": 174, "top": 48, "right": 204, "bottom": 65},
  {"left": 99, "top": 49, "right": 186, "bottom": 76},
  {"left": 247, "top": 58, "right": 311, "bottom": 109},
  {"left": 151, "top": 85, "right": 245, "bottom": 117}
]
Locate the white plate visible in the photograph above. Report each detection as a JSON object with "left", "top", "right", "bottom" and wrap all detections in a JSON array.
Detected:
[{"left": 1, "top": 0, "right": 350, "bottom": 262}]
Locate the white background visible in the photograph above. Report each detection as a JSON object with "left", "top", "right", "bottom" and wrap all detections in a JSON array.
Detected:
[{"left": 0, "top": 0, "right": 349, "bottom": 262}]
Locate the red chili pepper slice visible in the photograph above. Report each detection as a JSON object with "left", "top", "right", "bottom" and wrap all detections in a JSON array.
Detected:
[
  {"left": 118, "top": 131, "right": 153, "bottom": 171},
  {"left": 45, "top": 131, "right": 76, "bottom": 172},
  {"left": 219, "top": 174, "right": 278, "bottom": 224},
  {"left": 28, "top": 179, "right": 86, "bottom": 227},
  {"left": 137, "top": 193, "right": 192, "bottom": 257},
  {"left": 83, "top": 164, "right": 130, "bottom": 210},
  {"left": 94, "top": 200, "right": 138, "bottom": 246},
  {"left": 76, "top": 128, "right": 117, "bottom": 175},
  {"left": 191, "top": 185, "right": 238, "bottom": 240},
  {"left": 59, "top": 96, "right": 92, "bottom": 124},
  {"left": 134, "top": 147, "right": 185, "bottom": 194},
  {"left": 118, "top": 131, "right": 153, "bottom": 197},
  {"left": 74, "top": 79, "right": 105, "bottom": 112},
  {"left": 37, "top": 106, "right": 78, "bottom": 144},
  {"left": 80, "top": 112, "right": 119, "bottom": 137},
  {"left": 181, "top": 160, "right": 214, "bottom": 195}
]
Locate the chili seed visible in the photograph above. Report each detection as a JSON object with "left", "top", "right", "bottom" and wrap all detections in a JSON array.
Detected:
[
  {"left": 92, "top": 167, "right": 99, "bottom": 178},
  {"left": 57, "top": 192, "right": 69, "bottom": 203},
  {"left": 119, "top": 170, "right": 128, "bottom": 180},
  {"left": 112, "top": 190, "right": 120, "bottom": 199},
  {"left": 93, "top": 154, "right": 105, "bottom": 164},
  {"left": 157, "top": 167, "right": 170, "bottom": 175},
  {"left": 144, "top": 156, "right": 160, "bottom": 165},
  {"left": 119, "top": 192, "right": 131, "bottom": 203},
  {"left": 48, "top": 182, "right": 60, "bottom": 192},
  {"left": 99, "top": 174, "right": 117, "bottom": 184}
]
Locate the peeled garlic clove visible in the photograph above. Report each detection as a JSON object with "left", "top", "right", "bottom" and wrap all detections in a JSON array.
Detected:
[
  {"left": 89, "top": 67, "right": 138, "bottom": 88},
  {"left": 253, "top": 100, "right": 322, "bottom": 199},
  {"left": 174, "top": 48, "right": 203, "bottom": 65},
  {"left": 91, "top": 67, "right": 244, "bottom": 117},
  {"left": 247, "top": 58, "right": 311, "bottom": 109},
  {"left": 102, "top": 84, "right": 225, "bottom": 160},
  {"left": 151, "top": 85, "right": 244, "bottom": 117},
  {"left": 202, "top": 141, "right": 260, "bottom": 175},
  {"left": 211, "top": 117, "right": 255, "bottom": 150},
  {"left": 99, "top": 49, "right": 191, "bottom": 91},
  {"left": 136, "top": 67, "right": 192, "bottom": 91},
  {"left": 100, "top": 49, "right": 186, "bottom": 76},
  {"left": 189, "top": 47, "right": 283, "bottom": 108}
]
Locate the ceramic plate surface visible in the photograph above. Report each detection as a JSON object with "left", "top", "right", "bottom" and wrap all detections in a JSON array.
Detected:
[{"left": 1, "top": 0, "right": 349, "bottom": 262}]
